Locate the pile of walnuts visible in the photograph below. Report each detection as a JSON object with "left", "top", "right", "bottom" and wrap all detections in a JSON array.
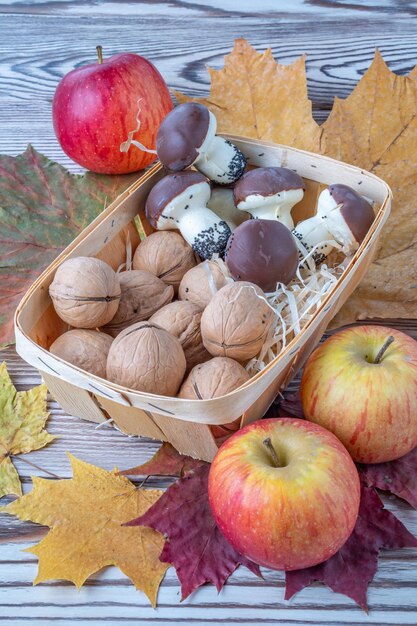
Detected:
[{"left": 48, "top": 231, "right": 276, "bottom": 441}]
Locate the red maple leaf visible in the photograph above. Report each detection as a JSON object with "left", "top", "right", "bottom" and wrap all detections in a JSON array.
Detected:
[
  {"left": 359, "top": 447, "right": 417, "bottom": 510},
  {"left": 127, "top": 463, "right": 261, "bottom": 600},
  {"left": 119, "top": 442, "right": 205, "bottom": 478},
  {"left": 285, "top": 482, "right": 417, "bottom": 610}
]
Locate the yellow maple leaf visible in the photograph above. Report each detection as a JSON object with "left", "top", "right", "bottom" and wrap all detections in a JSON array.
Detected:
[
  {"left": 2, "top": 454, "right": 168, "bottom": 607},
  {"left": 320, "top": 50, "right": 417, "bottom": 325},
  {"left": 174, "top": 38, "right": 320, "bottom": 152},
  {"left": 0, "top": 361, "right": 55, "bottom": 498}
]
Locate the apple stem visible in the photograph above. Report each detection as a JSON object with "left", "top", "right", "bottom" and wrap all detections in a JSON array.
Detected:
[
  {"left": 374, "top": 335, "right": 394, "bottom": 364},
  {"left": 263, "top": 437, "right": 281, "bottom": 468},
  {"left": 96, "top": 45, "right": 103, "bottom": 64}
]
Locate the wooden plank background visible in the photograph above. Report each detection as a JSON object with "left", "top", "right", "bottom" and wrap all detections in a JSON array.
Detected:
[{"left": 1, "top": 1, "right": 417, "bottom": 624}]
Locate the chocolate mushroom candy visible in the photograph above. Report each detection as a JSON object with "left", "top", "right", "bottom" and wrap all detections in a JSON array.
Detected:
[
  {"left": 292, "top": 184, "right": 375, "bottom": 265},
  {"left": 156, "top": 102, "right": 247, "bottom": 184},
  {"left": 233, "top": 167, "right": 305, "bottom": 229},
  {"left": 50, "top": 329, "right": 113, "bottom": 378},
  {"left": 178, "top": 356, "right": 250, "bottom": 442},
  {"left": 150, "top": 300, "right": 210, "bottom": 372},
  {"left": 179, "top": 260, "right": 230, "bottom": 309},
  {"left": 145, "top": 170, "right": 231, "bottom": 260},
  {"left": 201, "top": 281, "right": 276, "bottom": 362},
  {"left": 225, "top": 219, "right": 298, "bottom": 292},
  {"left": 207, "top": 186, "right": 250, "bottom": 230},
  {"left": 132, "top": 231, "right": 197, "bottom": 291}
]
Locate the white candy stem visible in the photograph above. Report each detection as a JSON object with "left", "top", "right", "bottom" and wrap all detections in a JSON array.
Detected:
[
  {"left": 195, "top": 136, "right": 245, "bottom": 184},
  {"left": 237, "top": 188, "right": 304, "bottom": 230},
  {"left": 207, "top": 187, "right": 248, "bottom": 230},
  {"left": 292, "top": 215, "right": 334, "bottom": 263},
  {"left": 178, "top": 206, "right": 231, "bottom": 260}
]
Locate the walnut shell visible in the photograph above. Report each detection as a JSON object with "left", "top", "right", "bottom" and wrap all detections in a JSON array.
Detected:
[
  {"left": 133, "top": 231, "right": 197, "bottom": 291},
  {"left": 49, "top": 257, "right": 121, "bottom": 328},
  {"left": 102, "top": 270, "right": 174, "bottom": 337},
  {"left": 150, "top": 301, "right": 210, "bottom": 372},
  {"left": 201, "top": 281, "right": 276, "bottom": 361},
  {"left": 178, "top": 356, "right": 250, "bottom": 442},
  {"left": 179, "top": 356, "right": 250, "bottom": 399},
  {"left": 178, "top": 260, "right": 229, "bottom": 309},
  {"left": 49, "top": 329, "right": 113, "bottom": 378},
  {"left": 106, "top": 321, "right": 186, "bottom": 396}
]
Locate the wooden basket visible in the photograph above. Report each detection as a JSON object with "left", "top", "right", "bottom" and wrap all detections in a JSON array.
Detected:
[{"left": 14, "top": 137, "right": 392, "bottom": 462}]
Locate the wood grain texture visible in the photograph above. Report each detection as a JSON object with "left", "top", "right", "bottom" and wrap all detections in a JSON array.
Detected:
[
  {"left": 1, "top": 1, "right": 417, "bottom": 624},
  {"left": 0, "top": 2, "right": 417, "bottom": 172}
]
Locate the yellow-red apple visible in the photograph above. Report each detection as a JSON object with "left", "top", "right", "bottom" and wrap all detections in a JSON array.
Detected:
[
  {"left": 301, "top": 325, "right": 417, "bottom": 463},
  {"left": 53, "top": 47, "right": 172, "bottom": 174},
  {"left": 208, "top": 418, "right": 360, "bottom": 570}
]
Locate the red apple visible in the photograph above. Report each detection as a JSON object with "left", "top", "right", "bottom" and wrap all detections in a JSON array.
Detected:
[
  {"left": 52, "top": 47, "right": 173, "bottom": 174},
  {"left": 208, "top": 418, "right": 360, "bottom": 570},
  {"left": 301, "top": 325, "right": 417, "bottom": 464}
]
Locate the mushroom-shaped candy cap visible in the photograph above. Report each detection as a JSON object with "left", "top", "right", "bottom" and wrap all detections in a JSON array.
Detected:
[
  {"left": 292, "top": 183, "right": 375, "bottom": 264},
  {"left": 233, "top": 167, "right": 305, "bottom": 229},
  {"left": 225, "top": 219, "right": 298, "bottom": 292},
  {"left": 145, "top": 170, "right": 231, "bottom": 260},
  {"left": 156, "top": 103, "right": 246, "bottom": 184}
]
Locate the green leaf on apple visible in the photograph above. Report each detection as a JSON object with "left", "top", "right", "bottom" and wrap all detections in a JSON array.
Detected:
[
  {"left": 126, "top": 462, "right": 262, "bottom": 600},
  {"left": 285, "top": 482, "right": 417, "bottom": 610},
  {"left": 0, "top": 145, "right": 139, "bottom": 348}
]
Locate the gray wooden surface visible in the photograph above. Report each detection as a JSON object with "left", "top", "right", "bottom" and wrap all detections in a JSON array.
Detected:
[{"left": 1, "top": 1, "right": 417, "bottom": 624}]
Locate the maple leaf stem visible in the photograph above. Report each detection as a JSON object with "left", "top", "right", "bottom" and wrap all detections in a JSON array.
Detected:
[
  {"left": 133, "top": 473, "right": 180, "bottom": 488},
  {"left": 262, "top": 438, "right": 281, "bottom": 468},
  {"left": 374, "top": 336, "right": 395, "bottom": 364},
  {"left": 96, "top": 45, "right": 103, "bottom": 64},
  {"left": 11, "top": 455, "right": 59, "bottom": 479}
]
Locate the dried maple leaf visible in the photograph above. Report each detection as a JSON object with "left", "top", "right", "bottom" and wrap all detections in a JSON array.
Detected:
[
  {"left": 128, "top": 463, "right": 261, "bottom": 600},
  {"left": 285, "top": 482, "right": 417, "bottom": 610},
  {"left": 0, "top": 361, "right": 55, "bottom": 498},
  {"left": 120, "top": 442, "right": 206, "bottom": 478},
  {"left": 0, "top": 145, "right": 138, "bottom": 347},
  {"left": 1, "top": 454, "right": 168, "bottom": 606},
  {"left": 174, "top": 38, "right": 320, "bottom": 152},
  {"left": 275, "top": 390, "right": 304, "bottom": 419},
  {"left": 319, "top": 50, "right": 417, "bottom": 325},
  {"left": 360, "top": 447, "right": 417, "bottom": 510}
]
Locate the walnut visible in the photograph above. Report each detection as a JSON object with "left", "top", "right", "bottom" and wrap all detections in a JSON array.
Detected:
[
  {"left": 102, "top": 270, "right": 174, "bottom": 337},
  {"left": 150, "top": 301, "right": 210, "bottom": 372},
  {"left": 49, "top": 257, "right": 120, "bottom": 328},
  {"left": 178, "top": 260, "right": 229, "bottom": 309},
  {"left": 132, "top": 231, "right": 197, "bottom": 291},
  {"left": 49, "top": 329, "right": 113, "bottom": 378},
  {"left": 106, "top": 321, "right": 186, "bottom": 396},
  {"left": 178, "top": 356, "right": 250, "bottom": 443},
  {"left": 201, "top": 281, "right": 276, "bottom": 361},
  {"left": 179, "top": 356, "right": 250, "bottom": 399}
]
